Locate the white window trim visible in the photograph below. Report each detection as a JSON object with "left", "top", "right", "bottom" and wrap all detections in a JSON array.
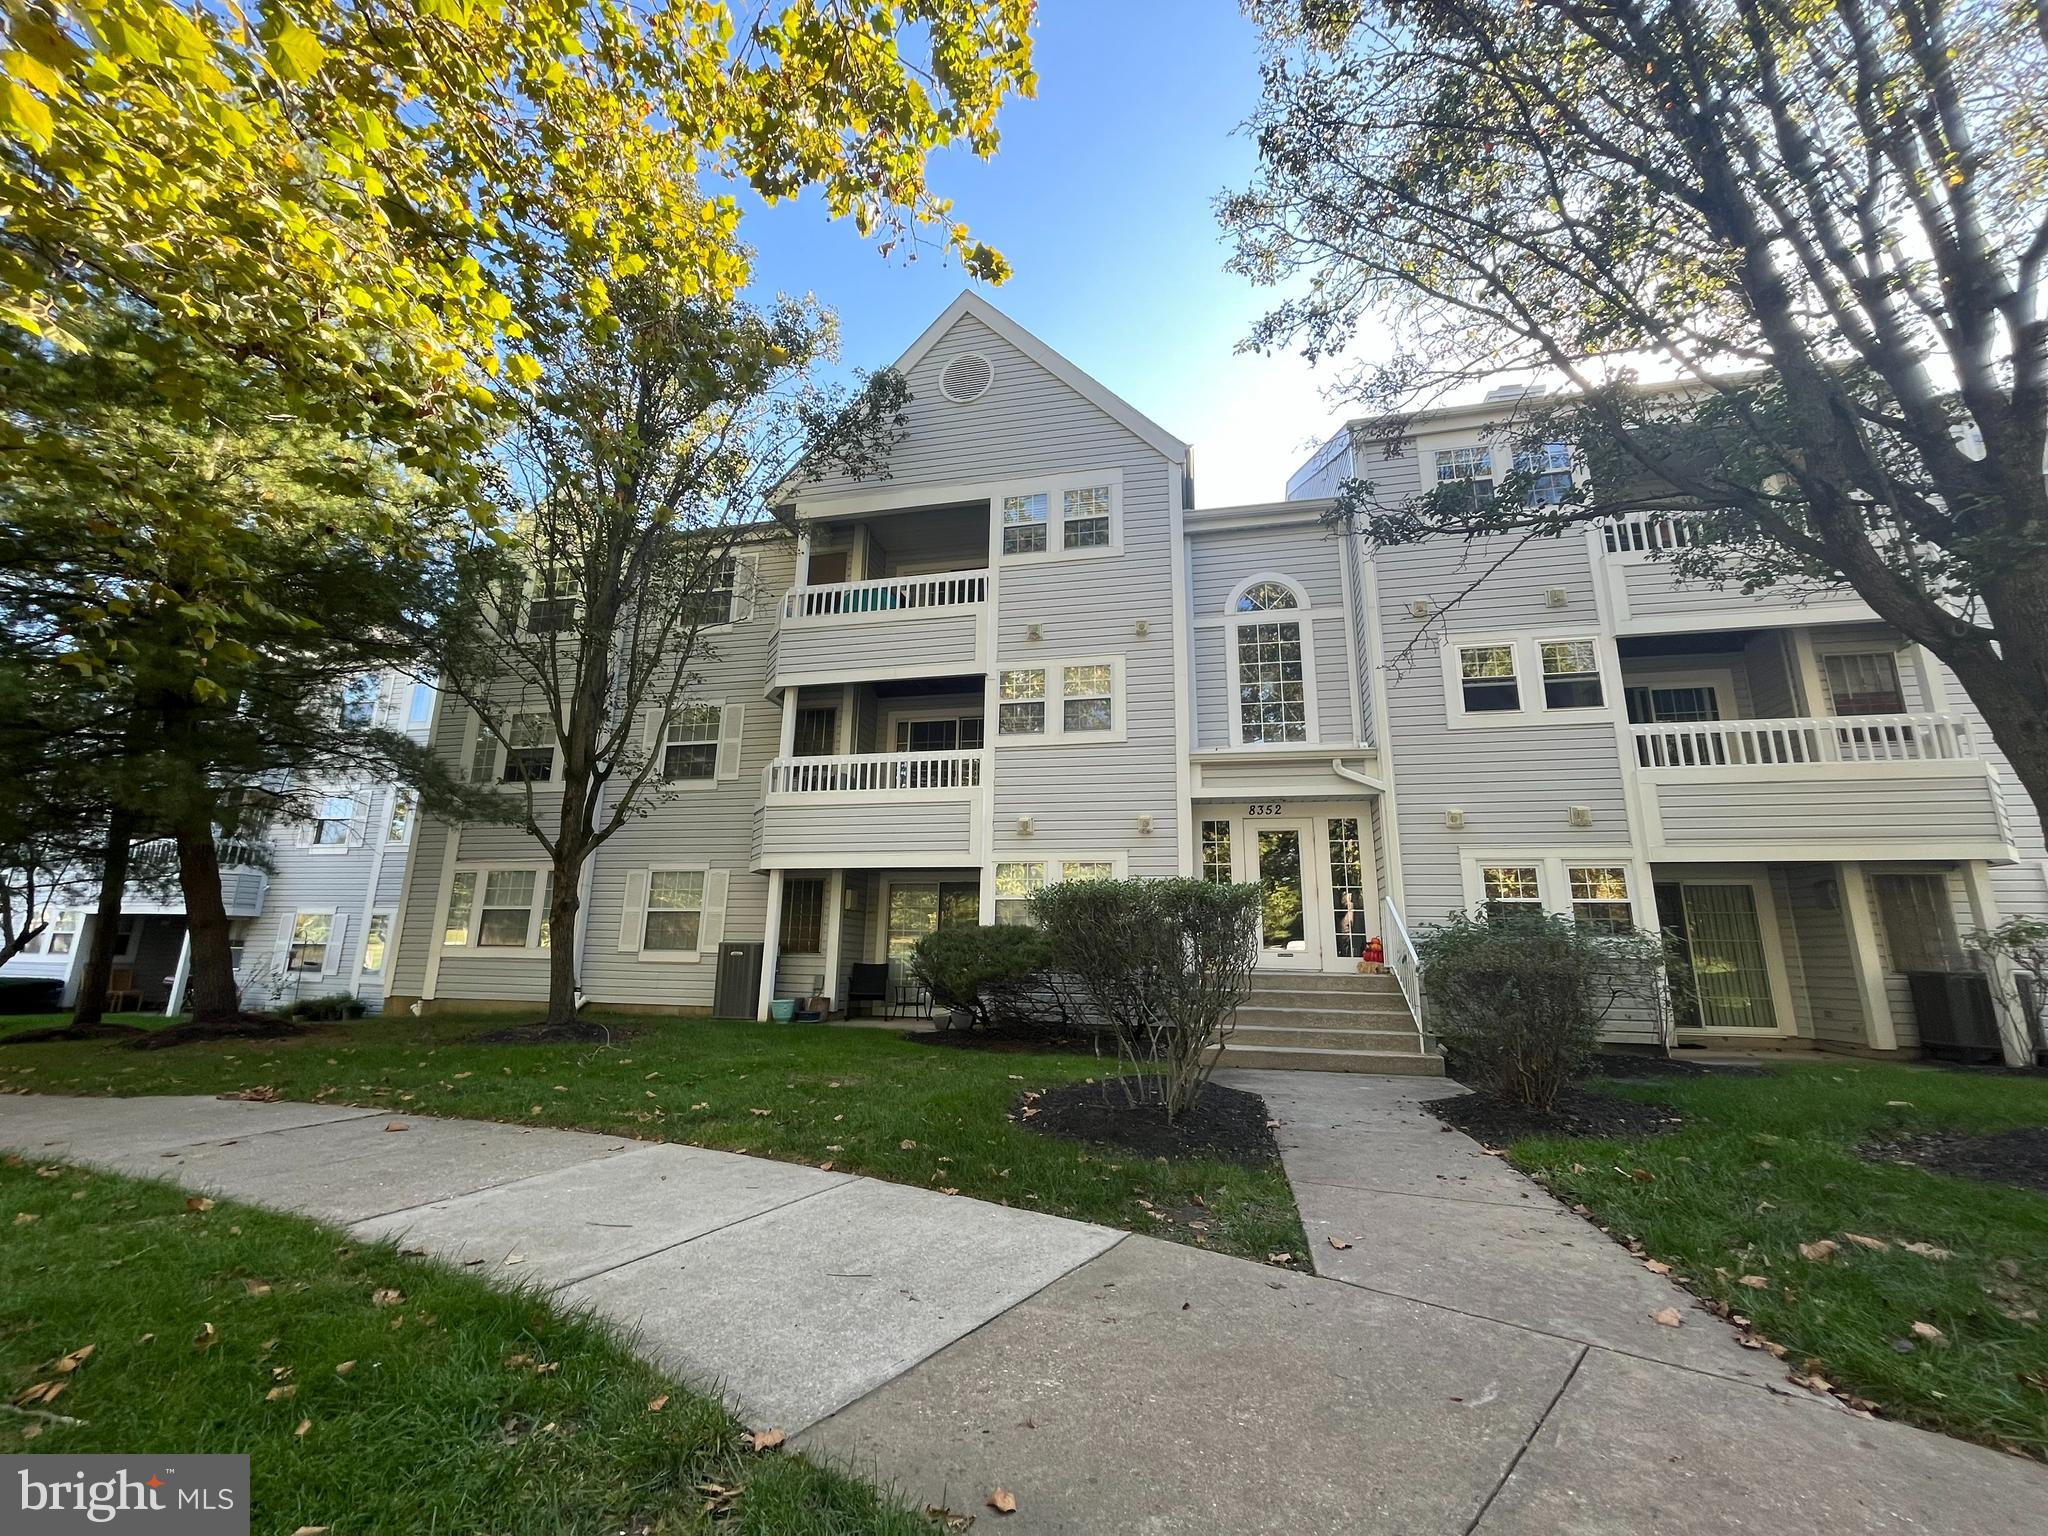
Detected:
[
  {"left": 1457, "top": 853, "right": 1655, "bottom": 934},
  {"left": 1441, "top": 632, "right": 1620, "bottom": 729},
  {"left": 1223, "top": 573, "right": 1320, "bottom": 748},
  {"left": 386, "top": 787, "right": 416, "bottom": 845},
  {"left": 361, "top": 909, "right": 394, "bottom": 974},
  {"left": 993, "top": 468, "right": 1125, "bottom": 564},
  {"left": 617, "top": 865, "right": 731, "bottom": 964},
  {"left": 885, "top": 707, "right": 987, "bottom": 751},
  {"left": 282, "top": 906, "right": 346, "bottom": 979},
  {"left": 1649, "top": 869, "right": 1799, "bottom": 1038},
  {"left": 438, "top": 862, "right": 554, "bottom": 958},
  {"left": 991, "top": 852, "right": 1130, "bottom": 924},
  {"left": 993, "top": 656, "right": 1127, "bottom": 746},
  {"left": 38, "top": 908, "right": 82, "bottom": 956},
  {"left": 692, "top": 550, "right": 762, "bottom": 630},
  {"left": 1621, "top": 667, "right": 1740, "bottom": 723},
  {"left": 1813, "top": 643, "right": 1914, "bottom": 715},
  {"left": 1433, "top": 444, "right": 1497, "bottom": 504},
  {"left": 461, "top": 708, "right": 566, "bottom": 789},
  {"left": 1866, "top": 864, "right": 1964, "bottom": 975},
  {"left": 301, "top": 789, "right": 362, "bottom": 855},
  {"left": 110, "top": 913, "right": 142, "bottom": 965}
]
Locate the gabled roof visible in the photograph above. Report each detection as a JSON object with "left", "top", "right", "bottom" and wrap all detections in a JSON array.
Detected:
[{"left": 895, "top": 291, "right": 1190, "bottom": 463}]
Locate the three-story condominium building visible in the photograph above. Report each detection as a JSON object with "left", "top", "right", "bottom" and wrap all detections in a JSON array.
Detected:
[{"left": 75, "top": 289, "right": 2019, "bottom": 1067}]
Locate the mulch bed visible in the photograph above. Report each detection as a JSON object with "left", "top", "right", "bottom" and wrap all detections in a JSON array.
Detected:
[
  {"left": 1861, "top": 1127, "right": 2048, "bottom": 1197},
  {"left": 1, "top": 1022, "right": 152, "bottom": 1044},
  {"left": 1013, "top": 1077, "right": 1282, "bottom": 1167},
  {"left": 124, "top": 1015, "right": 311, "bottom": 1050},
  {"left": 1596, "top": 1051, "right": 1768, "bottom": 1080},
  {"left": 1426, "top": 1087, "right": 1684, "bottom": 1146},
  {"left": 464, "top": 1019, "right": 643, "bottom": 1046}
]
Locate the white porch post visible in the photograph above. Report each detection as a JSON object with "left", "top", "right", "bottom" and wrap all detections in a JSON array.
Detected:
[
  {"left": 756, "top": 868, "right": 785, "bottom": 1023},
  {"left": 820, "top": 869, "right": 845, "bottom": 1015},
  {"left": 165, "top": 930, "right": 193, "bottom": 1018},
  {"left": 1837, "top": 862, "right": 1901, "bottom": 1052},
  {"left": 1959, "top": 859, "right": 2032, "bottom": 1067}
]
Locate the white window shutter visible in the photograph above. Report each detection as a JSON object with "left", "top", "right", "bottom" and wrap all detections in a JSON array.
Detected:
[
  {"left": 323, "top": 913, "right": 348, "bottom": 977},
  {"left": 699, "top": 869, "right": 730, "bottom": 951},
  {"left": 271, "top": 922, "right": 294, "bottom": 978},
  {"left": 732, "top": 552, "right": 759, "bottom": 621},
  {"left": 348, "top": 797, "right": 373, "bottom": 848},
  {"left": 618, "top": 870, "right": 648, "bottom": 953},
  {"left": 715, "top": 704, "right": 744, "bottom": 781},
  {"left": 469, "top": 718, "right": 500, "bottom": 784},
  {"left": 643, "top": 707, "right": 666, "bottom": 757}
]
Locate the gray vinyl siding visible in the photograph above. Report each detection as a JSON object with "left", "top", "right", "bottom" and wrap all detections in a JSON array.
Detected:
[
  {"left": 1615, "top": 562, "right": 1875, "bottom": 626},
  {"left": 1343, "top": 530, "right": 1376, "bottom": 745},
  {"left": 776, "top": 609, "right": 980, "bottom": 681},
  {"left": 1651, "top": 775, "right": 2009, "bottom": 849},
  {"left": 1374, "top": 526, "right": 1633, "bottom": 926},
  {"left": 1743, "top": 632, "right": 1799, "bottom": 717},
  {"left": 1193, "top": 629, "right": 1229, "bottom": 749},
  {"left": 1783, "top": 866, "right": 1867, "bottom": 1045},
  {"left": 756, "top": 802, "right": 977, "bottom": 863},
  {"left": 1768, "top": 867, "right": 1816, "bottom": 1038}
]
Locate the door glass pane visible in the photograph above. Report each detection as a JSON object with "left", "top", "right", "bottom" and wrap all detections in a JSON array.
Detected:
[
  {"left": 793, "top": 708, "right": 838, "bottom": 757},
  {"left": 1257, "top": 829, "right": 1307, "bottom": 956},
  {"left": 1823, "top": 652, "right": 1905, "bottom": 714},
  {"left": 1873, "top": 872, "right": 1961, "bottom": 971},
  {"left": 905, "top": 719, "right": 959, "bottom": 752},
  {"left": 1327, "top": 818, "right": 1366, "bottom": 958},
  {"left": 1680, "top": 885, "right": 1778, "bottom": 1031},
  {"left": 886, "top": 884, "right": 940, "bottom": 974}
]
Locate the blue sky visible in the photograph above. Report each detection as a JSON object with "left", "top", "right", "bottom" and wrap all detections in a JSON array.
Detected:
[{"left": 742, "top": 2, "right": 1383, "bottom": 508}]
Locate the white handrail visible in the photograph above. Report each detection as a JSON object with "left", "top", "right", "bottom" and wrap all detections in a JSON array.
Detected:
[
  {"left": 1383, "top": 896, "right": 1423, "bottom": 1021},
  {"left": 1600, "top": 510, "right": 1710, "bottom": 555},
  {"left": 1631, "top": 712, "right": 1976, "bottom": 769},
  {"left": 781, "top": 569, "right": 988, "bottom": 621},
  {"left": 764, "top": 750, "right": 985, "bottom": 796}
]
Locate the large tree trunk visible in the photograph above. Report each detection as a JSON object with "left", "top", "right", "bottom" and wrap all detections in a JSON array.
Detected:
[
  {"left": 71, "top": 807, "right": 137, "bottom": 1025},
  {"left": 544, "top": 856, "right": 583, "bottom": 1027},
  {"left": 174, "top": 802, "right": 239, "bottom": 1024}
]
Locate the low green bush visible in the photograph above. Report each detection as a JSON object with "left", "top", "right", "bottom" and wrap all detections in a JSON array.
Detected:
[
  {"left": 909, "top": 924, "right": 1059, "bottom": 1032},
  {"left": 1417, "top": 906, "right": 1666, "bottom": 1109}
]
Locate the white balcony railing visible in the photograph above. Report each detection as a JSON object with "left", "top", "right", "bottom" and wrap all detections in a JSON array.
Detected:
[
  {"left": 1600, "top": 510, "right": 1711, "bottom": 556},
  {"left": 1633, "top": 713, "right": 1977, "bottom": 770},
  {"left": 780, "top": 569, "right": 988, "bottom": 623},
  {"left": 764, "top": 750, "right": 985, "bottom": 797}
]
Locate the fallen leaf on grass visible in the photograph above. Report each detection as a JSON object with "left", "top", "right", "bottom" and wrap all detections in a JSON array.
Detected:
[
  {"left": 295, "top": 1419, "right": 311, "bottom": 1438},
  {"left": 193, "top": 1322, "right": 220, "bottom": 1353},
  {"left": 647, "top": 1395, "right": 669, "bottom": 1413},
  {"left": 1799, "top": 1240, "right": 1839, "bottom": 1263},
  {"left": 1651, "top": 1307, "right": 1684, "bottom": 1327},
  {"left": 266, "top": 1385, "right": 297, "bottom": 1402},
  {"left": 1911, "top": 1320, "right": 1946, "bottom": 1342},
  {"left": 751, "top": 1427, "right": 786, "bottom": 1452},
  {"left": 1901, "top": 1242, "right": 1954, "bottom": 1260},
  {"left": 371, "top": 1289, "right": 403, "bottom": 1307},
  {"left": 818, "top": 1161, "right": 834, "bottom": 1172},
  {"left": 900, "top": 1139, "right": 918, "bottom": 1150},
  {"left": 1266, "top": 1252, "right": 1293, "bottom": 1265},
  {"left": 1329, "top": 1238, "right": 1352, "bottom": 1250},
  {"left": 12, "top": 1212, "right": 36, "bottom": 1225},
  {"left": 54, "top": 1344, "right": 95, "bottom": 1373},
  {"left": 289, "top": 1526, "right": 330, "bottom": 1535},
  {"left": 335, "top": 1361, "right": 355, "bottom": 1376},
  {"left": 1885, "top": 1100, "right": 1914, "bottom": 1107},
  {"left": 13, "top": 1380, "right": 66, "bottom": 1407},
  {"left": 244, "top": 1279, "right": 272, "bottom": 1297},
  {"left": 1737, "top": 1274, "right": 1771, "bottom": 1290},
  {"left": 988, "top": 1488, "right": 1018, "bottom": 1514},
  {"left": 938, "top": 1186, "right": 960, "bottom": 1196},
  {"left": 186, "top": 1197, "right": 215, "bottom": 1212},
  {"left": 1844, "top": 1234, "right": 1890, "bottom": 1252},
  {"left": 749, "top": 1108, "right": 771, "bottom": 1117}
]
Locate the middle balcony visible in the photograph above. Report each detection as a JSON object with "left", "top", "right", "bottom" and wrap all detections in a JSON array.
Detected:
[
  {"left": 769, "top": 569, "right": 989, "bottom": 690},
  {"left": 753, "top": 749, "right": 987, "bottom": 870}
]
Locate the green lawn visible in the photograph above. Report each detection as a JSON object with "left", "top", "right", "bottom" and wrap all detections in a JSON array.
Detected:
[
  {"left": 0, "top": 1011, "right": 1306, "bottom": 1264},
  {"left": 1509, "top": 1062, "right": 2048, "bottom": 1458},
  {"left": 0, "top": 1159, "right": 929, "bottom": 1533}
]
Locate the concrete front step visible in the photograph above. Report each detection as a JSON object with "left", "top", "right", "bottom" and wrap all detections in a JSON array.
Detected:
[
  {"left": 1247, "top": 971, "right": 1403, "bottom": 995},
  {"left": 1236, "top": 1003, "right": 1417, "bottom": 1030},
  {"left": 1213, "top": 1043, "right": 1445, "bottom": 1076},
  {"left": 1231, "top": 1025, "right": 1426, "bottom": 1052}
]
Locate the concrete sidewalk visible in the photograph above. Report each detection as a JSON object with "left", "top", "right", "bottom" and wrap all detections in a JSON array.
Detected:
[{"left": 4, "top": 1087, "right": 2043, "bottom": 1533}]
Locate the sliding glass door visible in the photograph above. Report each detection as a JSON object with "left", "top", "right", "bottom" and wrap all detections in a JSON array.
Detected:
[{"left": 1658, "top": 881, "right": 1779, "bottom": 1031}]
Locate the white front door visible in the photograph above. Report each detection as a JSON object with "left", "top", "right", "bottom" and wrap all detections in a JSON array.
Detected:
[{"left": 1250, "top": 820, "right": 1322, "bottom": 969}]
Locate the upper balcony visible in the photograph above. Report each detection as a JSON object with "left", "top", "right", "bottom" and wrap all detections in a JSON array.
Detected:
[
  {"left": 1630, "top": 712, "right": 2014, "bottom": 862},
  {"left": 121, "top": 835, "right": 270, "bottom": 917},
  {"left": 1596, "top": 510, "right": 1878, "bottom": 635},
  {"left": 752, "top": 749, "right": 985, "bottom": 870}
]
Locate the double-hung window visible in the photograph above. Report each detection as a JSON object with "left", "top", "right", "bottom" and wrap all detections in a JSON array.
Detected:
[
  {"left": 287, "top": 912, "right": 333, "bottom": 972},
  {"left": 663, "top": 705, "right": 721, "bottom": 781},
  {"left": 644, "top": 871, "right": 706, "bottom": 952},
  {"left": 1514, "top": 443, "right": 1574, "bottom": 506},
  {"left": 361, "top": 913, "right": 391, "bottom": 973},
  {"left": 1459, "top": 645, "right": 1520, "bottom": 713},
  {"left": 1539, "top": 640, "right": 1604, "bottom": 710},
  {"left": 1001, "top": 493, "right": 1048, "bottom": 555},
  {"left": 1482, "top": 866, "right": 1543, "bottom": 912},
  {"left": 311, "top": 794, "right": 354, "bottom": 847},
  {"left": 387, "top": 789, "right": 415, "bottom": 843},
  {"left": 43, "top": 909, "right": 80, "bottom": 955},
  {"left": 407, "top": 678, "right": 436, "bottom": 725},
  {"left": 477, "top": 870, "right": 538, "bottom": 947},
  {"left": 1435, "top": 446, "right": 1495, "bottom": 508},
  {"left": 502, "top": 714, "right": 555, "bottom": 783},
  {"left": 1062, "top": 665, "right": 1114, "bottom": 732},
  {"left": 1873, "top": 871, "right": 1961, "bottom": 971},
  {"left": 1062, "top": 486, "right": 1112, "bottom": 549},
  {"left": 690, "top": 558, "right": 738, "bottom": 627},
  {"left": 998, "top": 670, "right": 1047, "bottom": 736},
  {"left": 339, "top": 676, "right": 377, "bottom": 727},
  {"left": 994, "top": 862, "right": 1043, "bottom": 925},
  {"left": 1568, "top": 867, "right": 1634, "bottom": 934},
  {"left": 526, "top": 567, "right": 581, "bottom": 633},
  {"left": 1823, "top": 652, "right": 1907, "bottom": 715}
]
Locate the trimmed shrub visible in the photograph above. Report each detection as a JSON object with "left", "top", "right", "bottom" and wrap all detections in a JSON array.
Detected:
[
  {"left": 1417, "top": 906, "right": 1666, "bottom": 1109},
  {"left": 1030, "top": 877, "right": 1261, "bottom": 1121},
  {"left": 909, "top": 924, "right": 1059, "bottom": 1032},
  {"left": 280, "top": 991, "right": 368, "bottom": 1022}
]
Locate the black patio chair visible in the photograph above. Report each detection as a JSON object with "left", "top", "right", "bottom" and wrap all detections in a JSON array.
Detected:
[{"left": 847, "top": 963, "right": 889, "bottom": 1019}]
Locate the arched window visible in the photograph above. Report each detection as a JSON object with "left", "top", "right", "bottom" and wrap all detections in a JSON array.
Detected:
[
  {"left": 1226, "top": 577, "right": 1312, "bottom": 744},
  {"left": 1236, "top": 579, "right": 1300, "bottom": 612}
]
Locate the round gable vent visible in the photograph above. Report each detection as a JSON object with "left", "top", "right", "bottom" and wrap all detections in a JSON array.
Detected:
[{"left": 937, "top": 351, "right": 994, "bottom": 404}]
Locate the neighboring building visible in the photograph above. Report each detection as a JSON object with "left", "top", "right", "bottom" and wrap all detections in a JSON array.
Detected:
[
  {"left": 1292, "top": 401, "right": 2048, "bottom": 1059},
  {"left": 3, "top": 669, "right": 436, "bottom": 1014}
]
